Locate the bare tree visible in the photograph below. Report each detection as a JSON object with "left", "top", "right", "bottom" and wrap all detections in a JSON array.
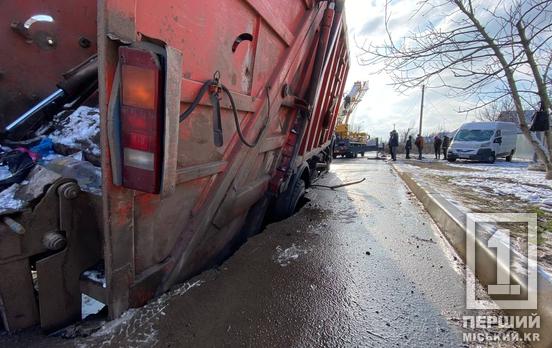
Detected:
[
  {"left": 476, "top": 98, "right": 514, "bottom": 121},
  {"left": 399, "top": 126, "right": 414, "bottom": 144},
  {"left": 359, "top": 0, "right": 552, "bottom": 178},
  {"left": 427, "top": 125, "right": 453, "bottom": 139},
  {"left": 348, "top": 123, "right": 361, "bottom": 133}
]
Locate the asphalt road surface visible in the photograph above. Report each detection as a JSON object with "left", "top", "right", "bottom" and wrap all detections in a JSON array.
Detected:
[{"left": 1, "top": 158, "right": 518, "bottom": 347}]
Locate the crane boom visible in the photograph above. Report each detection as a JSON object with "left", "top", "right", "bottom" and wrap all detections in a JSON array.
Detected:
[{"left": 335, "top": 81, "right": 369, "bottom": 141}]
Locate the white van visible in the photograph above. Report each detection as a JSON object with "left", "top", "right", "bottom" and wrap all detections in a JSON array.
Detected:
[{"left": 447, "top": 122, "right": 518, "bottom": 163}]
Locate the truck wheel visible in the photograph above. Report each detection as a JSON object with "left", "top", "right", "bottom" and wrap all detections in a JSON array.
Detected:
[
  {"left": 271, "top": 177, "right": 306, "bottom": 220},
  {"left": 361, "top": 152, "right": 365, "bottom": 157},
  {"left": 487, "top": 153, "right": 496, "bottom": 164},
  {"left": 240, "top": 197, "right": 270, "bottom": 238},
  {"left": 447, "top": 158, "right": 456, "bottom": 162}
]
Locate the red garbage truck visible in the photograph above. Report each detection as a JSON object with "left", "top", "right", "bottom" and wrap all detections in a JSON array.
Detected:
[{"left": 0, "top": 0, "right": 349, "bottom": 333}]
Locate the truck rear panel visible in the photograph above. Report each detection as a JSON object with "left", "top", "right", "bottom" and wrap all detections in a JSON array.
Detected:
[
  {"left": 0, "top": 0, "right": 349, "bottom": 332},
  {"left": 100, "top": 0, "right": 349, "bottom": 319}
]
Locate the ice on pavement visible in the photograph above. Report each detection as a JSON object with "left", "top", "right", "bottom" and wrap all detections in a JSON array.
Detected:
[
  {"left": 78, "top": 280, "right": 203, "bottom": 347},
  {"left": 273, "top": 244, "right": 309, "bottom": 267},
  {"left": 49, "top": 106, "right": 100, "bottom": 156}
]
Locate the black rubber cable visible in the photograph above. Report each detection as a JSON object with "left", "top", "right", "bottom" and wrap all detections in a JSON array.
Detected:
[
  {"left": 179, "top": 79, "right": 214, "bottom": 123},
  {"left": 179, "top": 78, "right": 270, "bottom": 149},
  {"left": 310, "top": 178, "right": 366, "bottom": 190},
  {"left": 221, "top": 84, "right": 270, "bottom": 148}
]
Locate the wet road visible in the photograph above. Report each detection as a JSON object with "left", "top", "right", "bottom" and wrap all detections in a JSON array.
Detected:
[{"left": 2, "top": 158, "right": 509, "bottom": 347}]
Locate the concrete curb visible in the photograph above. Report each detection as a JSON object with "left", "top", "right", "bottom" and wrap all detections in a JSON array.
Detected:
[{"left": 392, "top": 163, "right": 552, "bottom": 347}]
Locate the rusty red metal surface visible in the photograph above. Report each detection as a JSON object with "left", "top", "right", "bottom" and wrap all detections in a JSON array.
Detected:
[
  {"left": 0, "top": 1, "right": 349, "bottom": 331},
  {"left": 98, "top": 0, "right": 349, "bottom": 319},
  {"left": 0, "top": 0, "right": 97, "bottom": 128}
]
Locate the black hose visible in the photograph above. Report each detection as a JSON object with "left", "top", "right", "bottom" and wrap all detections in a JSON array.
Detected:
[
  {"left": 179, "top": 77, "right": 270, "bottom": 149},
  {"left": 221, "top": 84, "right": 270, "bottom": 148},
  {"left": 311, "top": 178, "right": 366, "bottom": 190},
  {"left": 179, "top": 79, "right": 214, "bottom": 123}
]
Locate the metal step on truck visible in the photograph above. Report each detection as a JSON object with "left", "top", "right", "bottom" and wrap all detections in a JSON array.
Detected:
[{"left": 0, "top": 0, "right": 349, "bottom": 334}]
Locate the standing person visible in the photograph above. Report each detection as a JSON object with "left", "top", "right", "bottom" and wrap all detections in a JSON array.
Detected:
[
  {"left": 405, "top": 135, "right": 413, "bottom": 159},
  {"left": 389, "top": 130, "right": 399, "bottom": 161},
  {"left": 415, "top": 134, "right": 424, "bottom": 160},
  {"left": 433, "top": 135, "right": 442, "bottom": 159},
  {"left": 442, "top": 135, "right": 450, "bottom": 160}
]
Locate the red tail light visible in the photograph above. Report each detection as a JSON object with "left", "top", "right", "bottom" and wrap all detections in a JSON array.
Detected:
[{"left": 119, "top": 46, "right": 164, "bottom": 193}]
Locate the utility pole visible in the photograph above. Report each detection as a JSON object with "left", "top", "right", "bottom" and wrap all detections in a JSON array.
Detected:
[{"left": 418, "top": 85, "right": 425, "bottom": 136}]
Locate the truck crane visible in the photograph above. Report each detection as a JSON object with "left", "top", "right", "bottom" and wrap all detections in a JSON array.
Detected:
[{"left": 333, "top": 81, "right": 369, "bottom": 158}]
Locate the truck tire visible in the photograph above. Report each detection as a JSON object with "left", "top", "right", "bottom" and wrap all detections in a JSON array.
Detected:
[
  {"left": 361, "top": 152, "right": 365, "bottom": 157},
  {"left": 270, "top": 177, "right": 306, "bottom": 220},
  {"left": 447, "top": 158, "right": 456, "bottom": 162},
  {"left": 487, "top": 153, "right": 496, "bottom": 164},
  {"left": 326, "top": 150, "right": 332, "bottom": 173},
  {"left": 240, "top": 196, "right": 270, "bottom": 238}
]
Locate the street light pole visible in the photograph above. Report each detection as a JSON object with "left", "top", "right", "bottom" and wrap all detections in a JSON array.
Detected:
[{"left": 418, "top": 85, "right": 425, "bottom": 136}]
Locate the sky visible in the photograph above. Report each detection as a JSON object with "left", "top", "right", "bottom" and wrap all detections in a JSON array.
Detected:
[{"left": 343, "top": 0, "right": 476, "bottom": 139}]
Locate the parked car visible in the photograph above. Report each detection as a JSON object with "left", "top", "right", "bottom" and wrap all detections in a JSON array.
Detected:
[{"left": 447, "top": 122, "right": 518, "bottom": 163}]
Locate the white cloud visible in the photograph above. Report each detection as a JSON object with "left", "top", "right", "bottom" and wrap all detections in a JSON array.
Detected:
[{"left": 343, "top": 0, "right": 481, "bottom": 139}]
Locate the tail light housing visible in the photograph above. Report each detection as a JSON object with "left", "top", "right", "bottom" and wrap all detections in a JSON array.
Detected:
[{"left": 119, "top": 46, "right": 164, "bottom": 193}]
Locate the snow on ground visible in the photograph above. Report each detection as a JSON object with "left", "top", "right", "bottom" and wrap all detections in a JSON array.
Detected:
[
  {"left": 50, "top": 106, "right": 100, "bottom": 156},
  {"left": 273, "top": 244, "right": 309, "bottom": 267},
  {"left": 398, "top": 159, "right": 552, "bottom": 277},
  {"left": 402, "top": 160, "right": 552, "bottom": 210}
]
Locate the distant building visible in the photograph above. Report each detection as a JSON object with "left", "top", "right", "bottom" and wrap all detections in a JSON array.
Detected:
[{"left": 497, "top": 110, "right": 536, "bottom": 125}]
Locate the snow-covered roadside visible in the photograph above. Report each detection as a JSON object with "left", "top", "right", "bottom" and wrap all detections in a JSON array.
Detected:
[
  {"left": 397, "top": 159, "right": 552, "bottom": 276},
  {"left": 401, "top": 160, "right": 552, "bottom": 211}
]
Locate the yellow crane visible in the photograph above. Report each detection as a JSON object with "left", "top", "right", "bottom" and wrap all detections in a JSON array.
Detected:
[{"left": 335, "top": 81, "right": 369, "bottom": 142}]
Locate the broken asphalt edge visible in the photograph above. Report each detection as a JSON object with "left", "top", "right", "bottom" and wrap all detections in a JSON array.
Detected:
[{"left": 391, "top": 163, "right": 552, "bottom": 348}]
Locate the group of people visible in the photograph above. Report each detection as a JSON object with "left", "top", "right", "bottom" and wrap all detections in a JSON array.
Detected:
[
  {"left": 388, "top": 130, "right": 450, "bottom": 161},
  {"left": 431, "top": 135, "right": 451, "bottom": 160}
]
